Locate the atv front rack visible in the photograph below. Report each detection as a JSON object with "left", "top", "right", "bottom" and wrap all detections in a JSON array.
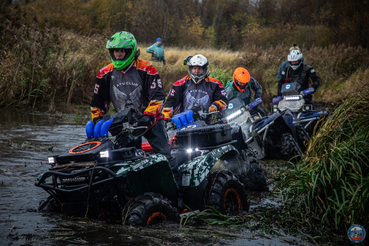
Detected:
[{"left": 36, "top": 166, "right": 122, "bottom": 205}]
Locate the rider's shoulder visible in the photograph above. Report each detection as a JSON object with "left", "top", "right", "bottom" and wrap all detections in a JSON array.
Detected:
[
  {"left": 96, "top": 63, "right": 114, "bottom": 79},
  {"left": 173, "top": 75, "right": 191, "bottom": 86},
  {"left": 206, "top": 76, "right": 223, "bottom": 87},
  {"left": 135, "top": 59, "right": 158, "bottom": 75}
]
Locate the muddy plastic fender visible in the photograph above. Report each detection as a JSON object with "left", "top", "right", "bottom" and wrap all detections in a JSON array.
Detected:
[
  {"left": 93, "top": 119, "right": 105, "bottom": 138},
  {"left": 85, "top": 120, "right": 94, "bottom": 139},
  {"left": 100, "top": 118, "right": 113, "bottom": 137}
]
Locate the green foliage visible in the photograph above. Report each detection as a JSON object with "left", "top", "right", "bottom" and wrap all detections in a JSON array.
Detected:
[
  {"left": 209, "top": 67, "right": 232, "bottom": 86},
  {"left": 277, "top": 89, "right": 369, "bottom": 233}
]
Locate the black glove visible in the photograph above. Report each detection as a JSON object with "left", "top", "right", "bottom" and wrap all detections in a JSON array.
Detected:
[
  {"left": 163, "top": 60, "right": 166, "bottom": 65},
  {"left": 135, "top": 115, "right": 154, "bottom": 126}
]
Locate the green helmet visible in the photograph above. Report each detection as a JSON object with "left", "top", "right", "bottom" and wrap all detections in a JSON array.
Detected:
[{"left": 106, "top": 31, "right": 138, "bottom": 70}]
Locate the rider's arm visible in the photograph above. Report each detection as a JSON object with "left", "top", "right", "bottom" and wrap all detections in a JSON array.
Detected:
[
  {"left": 137, "top": 59, "right": 166, "bottom": 120},
  {"left": 277, "top": 69, "right": 287, "bottom": 96},
  {"left": 307, "top": 67, "right": 320, "bottom": 90},
  {"left": 162, "top": 77, "right": 186, "bottom": 119},
  {"left": 90, "top": 63, "right": 114, "bottom": 121},
  {"left": 224, "top": 80, "right": 235, "bottom": 100},
  {"left": 250, "top": 77, "right": 262, "bottom": 99},
  {"left": 277, "top": 60, "right": 289, "bottom": 82},
  {"left": 208, "top": 77, "right": 228, "bottom": 112}
]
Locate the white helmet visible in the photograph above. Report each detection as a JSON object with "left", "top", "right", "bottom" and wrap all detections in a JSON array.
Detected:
[
  {"left": 287, "top": 50, "right": 303, "bottom": 70},
  {"left": 186, "top": 54, "right": 210, "bottom": 84}
]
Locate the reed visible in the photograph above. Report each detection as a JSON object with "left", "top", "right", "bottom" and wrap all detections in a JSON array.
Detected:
[{"left": 277, "top": 89, "right": 369, "bottom": 232}]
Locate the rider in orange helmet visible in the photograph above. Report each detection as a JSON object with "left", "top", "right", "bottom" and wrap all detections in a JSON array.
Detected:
[{"left": 225, "top": 67, "right": 267, "bottom": 116}]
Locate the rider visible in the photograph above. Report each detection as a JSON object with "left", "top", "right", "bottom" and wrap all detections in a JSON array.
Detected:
[
  {"left": 278, "top": 49, "right": 320, "bottom": 104},
  {"left": 90, "top": 31, "right": 174, "bottom": 167},
  {"left": 225, "top": 67, "right": 267, "bottom": 116},
  {"left": 162, "top": 54, "right": 228, "bottom": 120}
]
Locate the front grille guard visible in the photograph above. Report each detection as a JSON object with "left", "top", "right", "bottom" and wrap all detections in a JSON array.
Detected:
[{"left": 35, "top": 167, "right": 121, "bottom": 205}]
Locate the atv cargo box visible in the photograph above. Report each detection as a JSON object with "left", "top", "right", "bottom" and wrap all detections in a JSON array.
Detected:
[{"left": 176, "top": 124, "right": 232, "bottom": 148}]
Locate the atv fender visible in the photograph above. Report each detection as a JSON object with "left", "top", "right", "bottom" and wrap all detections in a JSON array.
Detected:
[
  {"left": 178, "top": 145, "right": 239, "bottom": 187},
  {"left": 115, "top": 154, "right": 178, "bottom": 205}
]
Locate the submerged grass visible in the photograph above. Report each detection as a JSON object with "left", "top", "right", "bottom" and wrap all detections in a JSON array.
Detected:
[{"left": 180, "top": 206, "right": 246, "bottom": 229}]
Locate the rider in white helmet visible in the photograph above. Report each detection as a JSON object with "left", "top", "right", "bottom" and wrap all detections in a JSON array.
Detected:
[
  {"left": 278, "top": 49, "right": 321, "bottom": 104},
  {"left": 162, "top": 54, "right": 228, "bottom": 119}
]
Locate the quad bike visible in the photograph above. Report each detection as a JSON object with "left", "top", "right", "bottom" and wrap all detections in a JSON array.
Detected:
[
  {"left": 36, "top": 108, "right": 264, "bottom": 226},
  {"left": 271, "top": 82, "right": 329, "bottom": 152},
  {"left": 224, "top": 97, "right": 303, "bottom": 160},
  {"left": 36, "top": 109, "right": 180, "bottom": 226}
]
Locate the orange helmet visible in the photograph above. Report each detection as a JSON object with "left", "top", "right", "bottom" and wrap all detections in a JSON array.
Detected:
[{"left": 233, "top": 67, "right": 250, "bottom": 92}]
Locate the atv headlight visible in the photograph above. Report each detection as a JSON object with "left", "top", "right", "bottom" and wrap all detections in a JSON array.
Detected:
[
  {"left": 100, "top": 150, "right": 109, "bottom": 158},
  {"left": 186, "top": 148, "right": 199, "bottom": 153},
  {"left": 284, "top": 95, "right": 301, "bottom": 101},
  {"left": 273, "top": 104, "right": 279, "bottom": 113},
  {"left": 303, "top": 105, "right": 313, "bottom": 111},
  {"left": 226, "top": 110, "right": 242, "bottom": 121},
  {"left": 48, "top": 156, "right": 55, "bottom": 164}
]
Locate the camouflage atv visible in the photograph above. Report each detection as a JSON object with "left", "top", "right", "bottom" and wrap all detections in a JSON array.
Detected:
[
  {"left": 36, "top": 109, "right": 180, "bottom": 226},
  {"left": 36, "top": 108, "right": 265, "bottom": 226}
]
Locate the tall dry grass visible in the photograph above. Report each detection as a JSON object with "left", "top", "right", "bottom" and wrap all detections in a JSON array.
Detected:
[{"left": 1, "top": 4, "right": 369, "bottom": 112}]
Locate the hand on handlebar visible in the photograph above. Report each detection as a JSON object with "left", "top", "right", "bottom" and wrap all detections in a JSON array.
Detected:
[{"left": 134, "top": 115, "right": 155, "bottom": 127}]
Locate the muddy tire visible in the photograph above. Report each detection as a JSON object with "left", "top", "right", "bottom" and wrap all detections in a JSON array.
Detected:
[
  {"left": 279, "top": 133, "right": 302, "bottom": 160},
  {"left": 204, "top": 171, "right": 249, "bottom": 214},
  {"left": 296, "top": 125, "right": 310, "bottom": 152},
  {"left": 239, "top": 150, "right": 268, "bottom": 192},
  {"left": 122, "top": 193, "right": 180, "bottom": 226},
  {"left": 38, "top": 196, "right": 61, "bottom": 213}
]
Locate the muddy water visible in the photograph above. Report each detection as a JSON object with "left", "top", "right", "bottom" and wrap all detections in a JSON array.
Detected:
[{"left": 0, "top": 110, "right": 315, "bottom": 246}]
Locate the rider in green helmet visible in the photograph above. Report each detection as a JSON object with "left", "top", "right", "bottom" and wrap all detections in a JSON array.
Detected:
[
  {"left": 91, "top": 31, "right": 176, "bottom": 183},
  {"left": 106, "top": 31, "right": 138, "bottom": 71}
]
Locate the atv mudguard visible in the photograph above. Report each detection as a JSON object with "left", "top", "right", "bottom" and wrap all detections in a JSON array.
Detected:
[
  {"left": 177, "top": 144, "right": 240, "bottom": 188},
  {"left": 114, "top": 154, "right": 178, "bottom": 205},
  {"left": 176, "top": 145, "right": 239, "bottom": 210}
]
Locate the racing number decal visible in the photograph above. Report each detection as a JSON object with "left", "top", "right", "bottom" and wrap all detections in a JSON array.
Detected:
[
  {"left": 157, "top": 79, "right": 162, "bottom": 88},
  {"left": 94, "top": 84, "right": 100, "bottom": 94},
  {"left": 151, "top": 79, "right": 162, "bottom": 89}
]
